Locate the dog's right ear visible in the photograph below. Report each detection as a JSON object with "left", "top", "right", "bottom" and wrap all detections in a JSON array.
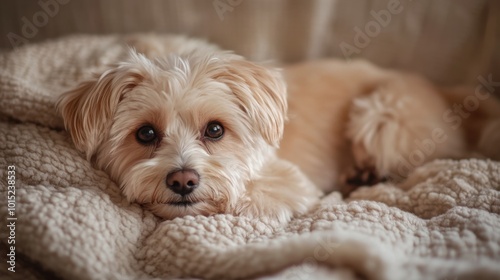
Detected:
[{"left": 56, "top": 51, "right": 158, "bottom": 160}]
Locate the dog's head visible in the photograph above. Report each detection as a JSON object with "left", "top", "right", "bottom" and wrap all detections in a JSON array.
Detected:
[{"left": 57, "top": 50, "right": 287, "bottom": 219}]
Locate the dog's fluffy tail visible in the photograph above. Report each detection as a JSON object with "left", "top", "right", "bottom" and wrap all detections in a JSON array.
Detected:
[{"left": 346, "top": 76, "right": 467, "bottom": 181}]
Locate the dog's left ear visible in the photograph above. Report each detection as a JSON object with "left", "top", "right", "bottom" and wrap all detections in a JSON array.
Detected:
[{"left": 214, "top": 59, "right": 287, "bottom": 147}]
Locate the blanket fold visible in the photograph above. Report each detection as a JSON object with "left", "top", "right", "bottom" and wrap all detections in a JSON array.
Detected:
[{"left": 1, "top": 35, "right": 499, "bottom": 280}]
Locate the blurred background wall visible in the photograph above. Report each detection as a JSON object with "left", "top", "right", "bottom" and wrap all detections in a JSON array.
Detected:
[{"left": 0, "top": 0, "right": 499, "bottom": 86}]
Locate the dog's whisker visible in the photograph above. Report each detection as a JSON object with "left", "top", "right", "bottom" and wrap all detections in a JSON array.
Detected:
[{"left": 152, "top": 184, "right": 162, "bottom": 204}]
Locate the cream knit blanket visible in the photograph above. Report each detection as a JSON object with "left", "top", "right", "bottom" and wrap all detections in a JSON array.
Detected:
[{"left": 1, "top": 35, "right": 499, "bottom": 280}]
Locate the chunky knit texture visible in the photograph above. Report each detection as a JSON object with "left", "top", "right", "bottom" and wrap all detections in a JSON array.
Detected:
[{"left": 1, "top": 35, "right": 499, "bottom": 280}]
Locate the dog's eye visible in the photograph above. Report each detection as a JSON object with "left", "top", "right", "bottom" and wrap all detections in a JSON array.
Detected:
[
  {"left": 204, "top": 121, "right": 224, "bottom": 140},
  {"left": 136, "top": 126, "right": 157, "bottom": 144}
]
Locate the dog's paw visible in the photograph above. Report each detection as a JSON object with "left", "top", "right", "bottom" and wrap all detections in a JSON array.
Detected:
[
  {"left": 339, "top": 135, "right": 385, "bottom": 197},
  {"left": 340, "top": 165, "right": 386, "bottom": 197},
  {"left": 234, "top": 159, "right": 322, "bottom": 224},
  {"left": 344, "top": 166, "right": 383, "bottom": 186}
]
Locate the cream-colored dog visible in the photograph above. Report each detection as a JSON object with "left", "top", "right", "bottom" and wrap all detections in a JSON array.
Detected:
[{"left": 57, "top": 35, "right": 500, "bottom": 223}]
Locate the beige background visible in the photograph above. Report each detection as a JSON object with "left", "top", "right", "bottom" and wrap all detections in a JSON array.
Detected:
[{"left": 1, "top": 0, "right": 499, "bottom": 86}]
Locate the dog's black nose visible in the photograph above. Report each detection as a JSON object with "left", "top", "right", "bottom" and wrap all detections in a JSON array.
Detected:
[{"left": 166, "top": 169, "right": 200, "bottom": 195}]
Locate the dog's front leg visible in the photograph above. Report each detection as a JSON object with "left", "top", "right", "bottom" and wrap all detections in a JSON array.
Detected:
[{"left": 233, "top": 159, "right": 322, "bottom": 224}]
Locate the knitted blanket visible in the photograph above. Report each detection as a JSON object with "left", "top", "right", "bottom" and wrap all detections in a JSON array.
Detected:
[{"left": 1, "top": 35, "right": 499, "bottom": 280}]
